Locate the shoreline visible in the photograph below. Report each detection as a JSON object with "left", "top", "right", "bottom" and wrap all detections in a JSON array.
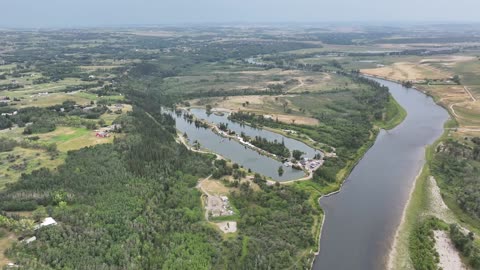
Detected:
[
  {"left": 386, "top": 159, "right": 427, "bottom": 270},
  {"left": 309, "top": 126, "right": 381, "bottom": 269},
  {"left": 362, "top": 74, "right": 457, "bottom": 122},
  {"left": 311, "top": 75, "right": 430, "bottom": 270},
  {"left": 178, "top": 108, "right": 328, "bottom": 182},
  {"left": 378, "top": 82, "right": 450, "bottom": 270},
  {"left": 374, "top": 72, "right": 452, "bottom": 269},
  {"left": 178, "top": 81, "right": 409, "bottom": 269}
]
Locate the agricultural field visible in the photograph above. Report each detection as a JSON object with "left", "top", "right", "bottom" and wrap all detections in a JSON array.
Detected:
[
  {"left": 164, "top": 65, "right": 359, "bottom": 95},
  {"left": 300, "top": 41, "right": 478, "bottom": 139},
  {"left": 362, "top": 61, "right": 450, "bottom": 81},
  {"left": 190, "top": 95, "right": 320, "bottom": 126}
]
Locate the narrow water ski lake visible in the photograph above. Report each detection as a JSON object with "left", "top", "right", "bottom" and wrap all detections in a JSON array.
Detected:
[{"left": 168, "top": 108, "right": 320, "bottom": 181}]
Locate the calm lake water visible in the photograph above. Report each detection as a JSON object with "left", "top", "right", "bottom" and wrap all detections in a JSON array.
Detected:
[
  {"left": 169, "top": 108, "right": 319, "bottom": 181},
  {"left": 313, "top": 78, "right": 449, "bottom": 270},
  {"left": 188, "top": 108, "right": 319, "bottom": 158}
]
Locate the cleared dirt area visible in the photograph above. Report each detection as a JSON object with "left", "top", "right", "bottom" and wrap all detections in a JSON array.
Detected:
[
  {"left": 418, "top": 83, "right": 480, "bottom": 132},
  {"left": 270, "top": 114, "right": 319, "bottom": 125},
  {"left": 214, "top": 221, "right": 237, "bottom": 234},
  {"left": 426, "top": 176, "right": 456, "bottom": 223},
  {"left": 205, "top": 194, "right": 233, "bottom": 218},
  {"left": 434, "top": 230, "right": 467, "bottom": 270},
  {"left": 200, "top": 178, "right": 230, "bottom": 196},
  {"left": 363, "top": 56, "right": 480, "bottom": 137},
  {"left": 362, "top": 62, "right": 449, "bottom": 81},
  {"left": 420, "top": 55, "right": 476, "bottom": 65}
]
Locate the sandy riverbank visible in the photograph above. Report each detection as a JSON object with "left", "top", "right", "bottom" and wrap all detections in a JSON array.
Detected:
[
  {"left": 434, "top": 230, "right": 467, "bottom": 270},
  {"left": 387, "top": 162, "right": 426, "bottom": 270}
]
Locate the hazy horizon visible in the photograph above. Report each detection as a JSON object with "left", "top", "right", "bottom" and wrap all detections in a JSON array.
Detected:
[{"left": 2, "top": 0, "right": 480, "bottom": 28}]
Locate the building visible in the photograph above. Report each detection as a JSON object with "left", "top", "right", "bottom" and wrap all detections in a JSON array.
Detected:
[
  {"left": 24, "top": 236, "right": 37, "bottom": 243},
  {"left": 34, "top": 217, "right": 57, "bottom": 230},
  {"left": 96, "top": 131, "right": 109, "bottom": 138}
]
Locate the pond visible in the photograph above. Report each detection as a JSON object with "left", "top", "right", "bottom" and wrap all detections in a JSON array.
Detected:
[{"left": 168, "top": 108, "right": 320, "bottom": 181}]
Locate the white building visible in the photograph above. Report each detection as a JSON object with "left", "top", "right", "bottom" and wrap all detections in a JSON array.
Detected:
[{"left": 34, "top": 217, "right": 57, "bottom": 230}]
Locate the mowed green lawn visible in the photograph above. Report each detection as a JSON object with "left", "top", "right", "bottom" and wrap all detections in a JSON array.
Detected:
[{"left": 38, "top": 127, "right": 114, "bottom": 152}]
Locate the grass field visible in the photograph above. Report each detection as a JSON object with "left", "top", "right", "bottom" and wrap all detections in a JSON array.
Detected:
[
  {"left": 0, "top": 233, "right": 16, "bottom": 266},
  {"left": 38, "top": 127, "right": 115, "bottom": 152},
  {"left": 165, "top": 62, "right": 364, "bottom": 95},
  {"left": 359, "top": 54, "right": 480, "bottom": 138},
  {"left": 0, "top": 78, "right": 101, "bottom": 108},
  {"left": 288, "top": 91, "right": 362, "bottom": 117},
  {"left": 0, "top": 125, "right": 117, "bottom": 188},
  {"left": 362, "top": 62, "right": 450, "bottom": 81},
  {"left": 0, "top": 64, "right": 16, "bottom": 71},
  {"left": 451, "top": 59, "right": 480, "bottom": 98},
  {"left": 201, "top": 178, "right": 230, "bottom": 196},
  {"left": 191, "top": 95, "right": 320, "bottom": 126},
  {"left": 0, "top": 147, "right": 63, "bottom": 189},
  {"left": 101, "top": 104, "right": 132, "bottom": 125}
]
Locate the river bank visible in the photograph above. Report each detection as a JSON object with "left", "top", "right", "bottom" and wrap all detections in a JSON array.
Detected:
[
  {"left": 386, "top": 114, "right": 479, "bottom": 269},
  {"left": 378, "top": 84, "right": 457, "bottom": 268},
  {"left": 360, "top": 74, "right": 457, "bottom": 269},
  {"left": 313, "top": 77, "right": 448, "bottom": 270},
  {"left": 304, "top": 83, "right": 409, "bottom": 268},
  {"left": 174, "top": 77, "right": 412, "bottom": 269}
]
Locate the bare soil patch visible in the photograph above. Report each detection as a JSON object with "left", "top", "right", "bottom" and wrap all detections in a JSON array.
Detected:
[
  {"left": 434, "top": 230, "right": 467, "bottom": 270},
  {"left": 214, "top": 221, "right": 237, "bottom": 234},
  {"left": 362, "top": 62, "right": 448, "bottom": 81},
  {"left": 201, "top": 178, "right": 230, "bottom": 196}
]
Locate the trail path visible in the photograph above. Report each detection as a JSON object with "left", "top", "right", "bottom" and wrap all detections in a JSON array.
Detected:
[
  {"left": 287, "top": 78, "right": 305, "bottom": 92},
  {"left": 464, "top": 86, "right": 477, "bottom": 102},
  {"left": 197, "top": 175, "right": 213, "bottom": 221},
  {"left": 447, "top": 85, "right": 478, "bottom": 126}
]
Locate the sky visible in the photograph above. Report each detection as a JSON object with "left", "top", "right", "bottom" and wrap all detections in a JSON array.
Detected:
[{"left": 1, "top": 0, "right": 480, "bottom": 28}]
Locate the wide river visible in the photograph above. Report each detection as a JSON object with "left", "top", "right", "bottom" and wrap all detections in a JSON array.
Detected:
[{"left": 313, "top": 78, "right": 449, "bottom": 269}]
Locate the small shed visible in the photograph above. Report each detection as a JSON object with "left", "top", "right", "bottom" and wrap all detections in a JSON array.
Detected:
[{"left": 34, "top": 217, "right": 57, "bottom": 230}]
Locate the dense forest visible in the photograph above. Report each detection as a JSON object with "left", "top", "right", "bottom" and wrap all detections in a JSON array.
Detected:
[
  {"left": 432, "top": 139, "right": 480, "bottom": 219},
  {"left": 229, "top": 74, "right": 390, "bottom": 185},
  {"left": 0, "top": 27, "right": 406, "bottom": 270},
  {"left": 0, "top": 59, "right": 320, "bottom": 269}
]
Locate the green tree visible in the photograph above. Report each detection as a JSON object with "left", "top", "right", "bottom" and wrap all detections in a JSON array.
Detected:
[{"left": 292, "top": 150, "right": 304, "bottom": 160}]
